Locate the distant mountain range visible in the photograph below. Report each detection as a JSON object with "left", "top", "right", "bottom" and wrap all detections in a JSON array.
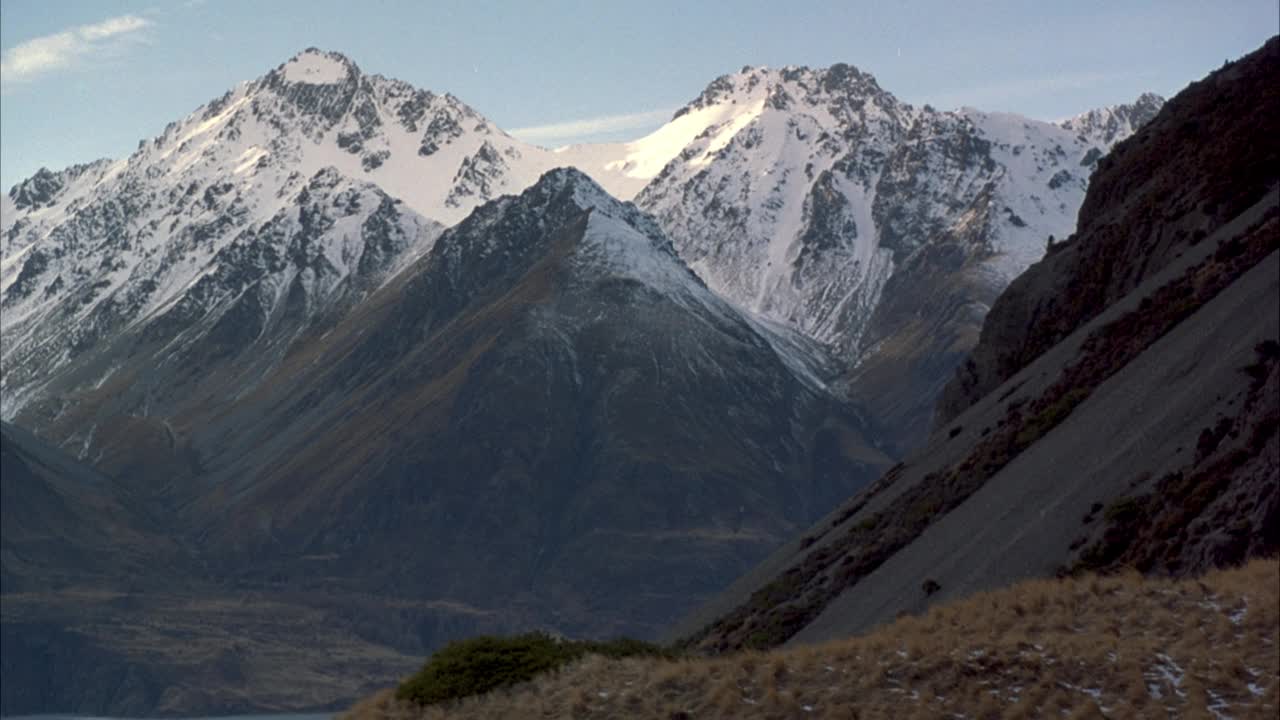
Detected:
[
  {"left": 2, "top": 48, "right": 1160, "bottom": 437},
  {"left": 1, "top": 47, "right": 1172, "bottom": 715}
]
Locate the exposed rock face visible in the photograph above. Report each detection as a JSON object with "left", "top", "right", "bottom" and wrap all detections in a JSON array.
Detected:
[{"left": 937, "top": 38, "right": 1280, "bottom": 426}]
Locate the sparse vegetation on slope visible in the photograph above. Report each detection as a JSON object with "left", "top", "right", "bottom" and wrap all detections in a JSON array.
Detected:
[
  {"left": 344, "top": 559, "right": 1279, "bottom": 719},
  {"left": 1072, "top": 337, "right": 1280, "bottom": 576},
  {"left": 395, "top": 633, "right": 673, "bottom": 706}
]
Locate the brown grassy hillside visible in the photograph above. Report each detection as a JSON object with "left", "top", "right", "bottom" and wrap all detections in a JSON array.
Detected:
[{"left": 343, "top": 558, "right": 1278, "bottom": 719}]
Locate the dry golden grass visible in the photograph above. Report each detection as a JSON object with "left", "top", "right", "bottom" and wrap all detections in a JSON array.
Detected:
[{"left": 342, "top": 558, "right": 1279, "bottom": 719}]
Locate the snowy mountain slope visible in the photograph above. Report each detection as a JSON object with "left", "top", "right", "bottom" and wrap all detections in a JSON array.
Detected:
[
  {"left": 0, "top": 49, "right": 537, "bottom": 419},
  {"left": 1058, "top": 91, "right": 1166, "bottom": 150},
  {"left": 1, "top": 160, "right": 440, "bottom": 419},
  {"left": 548, "top": 84, "right": 782, "bottom": 201},
  {"left": 0, "top": 49, "right": 755, "bottom": 422},
  {"left": 0, "top": 49, "right": 1160, "bottom": 439},
  {"left": 633, "top": 65, "right": 1162, "bottom": 359}
]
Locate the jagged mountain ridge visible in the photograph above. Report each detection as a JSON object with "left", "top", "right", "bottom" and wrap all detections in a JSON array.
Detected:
[
  {"left": 633, "top": 64, "right": 1161, "bottom": 358},
  {"left": 2, "top": 50, "right": 1159, "bottom": 435}
]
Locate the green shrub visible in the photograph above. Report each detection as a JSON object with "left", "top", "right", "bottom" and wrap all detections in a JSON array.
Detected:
[
  {"left": 578, "top": 636, "right": 677, "bottom": 660},
  {"left": 396, "top": 632, "right": 675, "bottom": 706}
]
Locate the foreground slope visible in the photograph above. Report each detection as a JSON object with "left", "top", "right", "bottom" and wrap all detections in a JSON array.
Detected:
[
  {"left": 346, "top": 559, "right": 1279, "bottom": 720},
  {"left": 670, "top": 37, "right": 1279, "bottom": 653}
]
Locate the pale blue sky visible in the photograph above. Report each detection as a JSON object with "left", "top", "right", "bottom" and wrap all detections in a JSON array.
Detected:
[{"left": 1, "top": 0, "right": 1275, "bottom": 189}]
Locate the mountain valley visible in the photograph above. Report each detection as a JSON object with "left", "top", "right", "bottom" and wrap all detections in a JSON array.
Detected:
[{"left": 1, "top": 32, "right": 1274, "bottom": 718}]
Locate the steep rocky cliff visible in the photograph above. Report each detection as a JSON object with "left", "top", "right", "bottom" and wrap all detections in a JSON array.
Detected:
[{"left": 937, "top": 38, "right": 1280, "bottom": 425}]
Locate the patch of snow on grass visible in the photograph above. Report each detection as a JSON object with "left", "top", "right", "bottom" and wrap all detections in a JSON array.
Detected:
[
  {"left": 1206, "top": 689, "right": 1232, "bottom": 719},
  {"left": 1229, "top": 599, "right": 1248, "bottom": 625},
  {"left": 1148, "top": 653, "right": 1188, "bottom": 700}
]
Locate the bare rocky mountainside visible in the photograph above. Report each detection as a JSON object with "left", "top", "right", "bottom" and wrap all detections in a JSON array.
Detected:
[
  {"left": 672, "top": 37, "right": 1278, "bottom": 654},
  {"left": 0, "top": 48, "right": 1169, "bottom": 716}
]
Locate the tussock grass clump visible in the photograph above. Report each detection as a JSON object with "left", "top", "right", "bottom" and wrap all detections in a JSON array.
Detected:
[
  {"left": 395, "top": 632, "right": 674, "bottom": 706},
  {"left": 347, "top": 558, "right": 1279, "bottom": 719}
]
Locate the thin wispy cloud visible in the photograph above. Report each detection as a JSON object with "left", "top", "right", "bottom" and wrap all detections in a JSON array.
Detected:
[
  {"left": 1, "top": 14, "right": 153, "bottom": 86},
  {"left": 510, "top": 108, "right": 674, "bottom": 145}
]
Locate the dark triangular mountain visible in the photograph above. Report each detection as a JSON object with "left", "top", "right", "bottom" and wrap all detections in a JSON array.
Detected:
[{"left": 154, "top": 168, "right": 890, "bottom": 638}]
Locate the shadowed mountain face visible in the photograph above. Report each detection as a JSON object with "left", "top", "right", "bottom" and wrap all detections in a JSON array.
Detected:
[
  {"left": 1, "top": 424, "right": 428, "bottom": 718},
  {"left": 937, "top": 37, "right": 1280, "bottom": 424},
  {"left": 671, "top": 37, "right": 1279, "bottom": 654},
  {"left": 0, "top": 421, "right": 175, "bottom": 594},
  {"left": 165, "top": 169, "right": 888, "bottom": 637}
]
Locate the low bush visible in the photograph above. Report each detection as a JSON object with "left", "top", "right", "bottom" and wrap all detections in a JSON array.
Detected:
[{"left": 396, "top": 632, "right": 675, "bottom": 706}]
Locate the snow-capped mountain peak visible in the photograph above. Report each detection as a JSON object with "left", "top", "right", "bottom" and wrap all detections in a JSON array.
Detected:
[
  {"left": 1058, "top": 91, "right": 1165, "bottom": 151},
  {"left": 632, "top": 65, "right": 1161, "bottom": 358},
  {"left": 0, "top": 50, "right": 1162, "bottom": 423},
  {"left": 276, "top": 47, "right": 357, "bottom": 86},
  {"left": 543, "top": 63, "right": 909, "bottom": 203}
]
